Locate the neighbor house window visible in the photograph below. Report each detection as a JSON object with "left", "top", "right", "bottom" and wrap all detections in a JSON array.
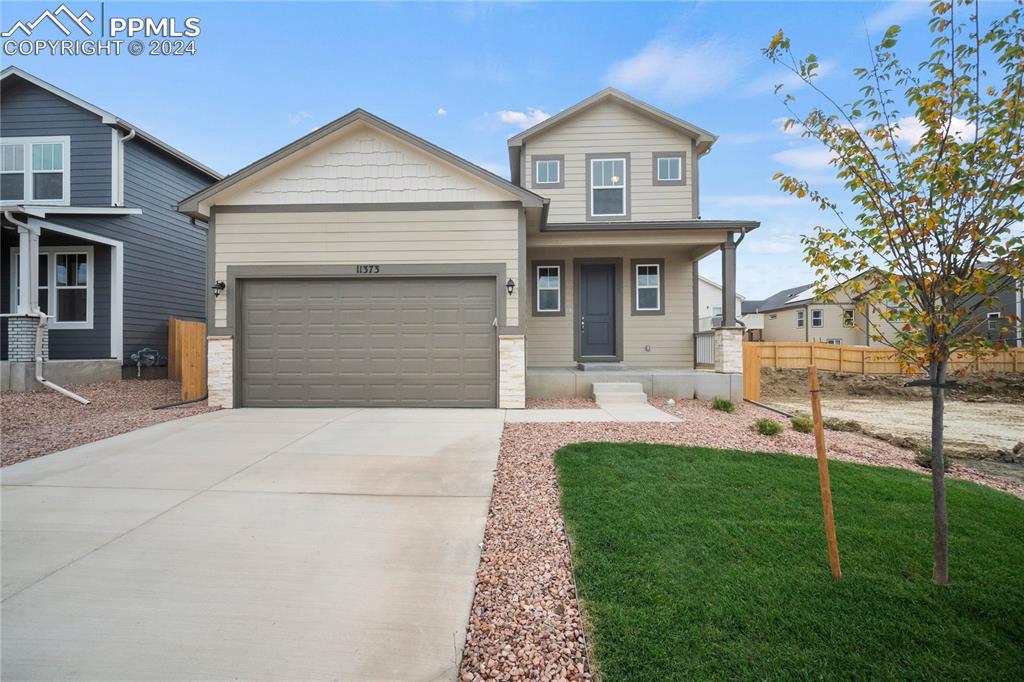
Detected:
[
  {"left": 843, "top": 309, "right": 855, "bottom": 327},
  {"left": 9, "top": 246, "right": 93, "bottom": 328},
  {"left": 534, "top": 263, "right": 563, "bottom": 315},
  {"left": 0, "top": 137, "right": 70, "bottom": 205},
  {"left": 796, "top": 310, "right": 805, "bottom": 327},
  {"left": 534, "top": 158, "right": 561, "bottom": 186},
  {"left": 590, "top": 156, "right": 626, "bottom": 217},
  {"left": 811, "top": 309, "right": 824, "bottom": 327},
  {"left": 635, "top": 263, "right": 661, "bottom": 312}
]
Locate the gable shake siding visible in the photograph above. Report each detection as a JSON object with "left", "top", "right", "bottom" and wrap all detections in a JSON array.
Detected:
[{"left": 0, "top": 78, "right": 112, "bottom": 206}]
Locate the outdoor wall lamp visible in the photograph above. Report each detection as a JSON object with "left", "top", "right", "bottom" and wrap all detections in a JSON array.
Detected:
[
  {"left": 212, "top": 280, "right": 226, "bottom": 298},
  {"left": 506, "top": 277, "right": 515, "bottom": 296}
]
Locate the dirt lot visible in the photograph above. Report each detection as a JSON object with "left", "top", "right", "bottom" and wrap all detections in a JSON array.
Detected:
[
  {"left": 1, "top": 380, "right": 216, "bottom": 467},
  {"left": 761, "top": 369, "right": 1024, "bottom": 483}
]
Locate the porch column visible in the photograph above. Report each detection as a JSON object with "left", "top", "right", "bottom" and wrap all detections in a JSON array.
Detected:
[
  {"left": 17, "top": 226, "right": 40, "bottom": 314},
  {"left": 720, "top": 235, "right": 737, "bottom": 327}
]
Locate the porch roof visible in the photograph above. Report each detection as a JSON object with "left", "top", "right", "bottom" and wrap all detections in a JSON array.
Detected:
[{"left": 540, "top": 219, "right": 759, "bottom": 233}]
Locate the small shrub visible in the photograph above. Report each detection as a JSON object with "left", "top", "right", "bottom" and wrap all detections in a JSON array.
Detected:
[
  {"left": 712, "top": 398, "right": 735, "bottom": 413},
  {"left": 754, "top": 417, "right": 783, "bottom": 436},
  {"left": 915, "top": 444, "right": 952, "bottom": 471},
  {"left": 823, "top": 417, "right": 856, "bottom": 432},
  {"left": 790, "top": 416, "right": 814, "bottom": 433}
]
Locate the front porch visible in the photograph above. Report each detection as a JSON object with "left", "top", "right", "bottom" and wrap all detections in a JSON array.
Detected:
[{"left": 526, "top": 366, "right": 743, "bottom": 402}]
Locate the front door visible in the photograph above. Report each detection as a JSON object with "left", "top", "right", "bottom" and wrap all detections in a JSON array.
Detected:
[{"left": 579, "top": 263, "right": 616, "bottom": 358}]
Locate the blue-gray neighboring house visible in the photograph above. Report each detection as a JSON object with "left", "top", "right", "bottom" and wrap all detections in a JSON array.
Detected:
[{"left": 0, "top": 67, "right": 221, "bottom": 390}]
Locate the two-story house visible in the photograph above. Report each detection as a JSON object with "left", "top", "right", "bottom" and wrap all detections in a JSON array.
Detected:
[
  {"left": 178, "top": 88, "right": 757, "bottom": 409},
  {"left": 1, "top": 67, "right": 221, "bottom": 391}
]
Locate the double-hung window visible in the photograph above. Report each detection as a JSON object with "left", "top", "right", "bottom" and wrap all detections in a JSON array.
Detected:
[
  {"left": 843, "top": 309, "right": 855, "bottom": 327},
  {"left": 590, "top": 157, "right": 626, "bottom": 217},
  {"left": 535, "top": 264, "right": 562, "bottom": 314},
  {"left": 10, "top": 246, "right": 93, "bottom": 329},
  {"left": 796, "top": 310, "right": 805, "bottom": 328},
  {"left": 0, "top": 137, "right": 70, "bottom": 205},
  {"left": 811, "top": 309, "right": 824, "bottom": 327},
  {"left": 634, "top": 262, "right": 662, "bottom": 313}
]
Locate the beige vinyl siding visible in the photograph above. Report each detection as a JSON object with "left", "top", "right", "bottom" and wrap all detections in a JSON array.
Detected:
[
  {"left": 211, "top": 121, "right": 513, "bottom": 207},
  {"left": 527, "top": 247, "right": 694, "bottom": 367},
  {"left": 214, "top": 207, "right": 520, "bottom": 327},
  {"left": 523, "top": 100, "right": 696, "bottom": 223},
  {"left": 762, "top": 304, "right": 865, "bottom": 344}
]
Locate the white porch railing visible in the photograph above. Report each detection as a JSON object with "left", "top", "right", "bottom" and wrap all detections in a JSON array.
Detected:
[{"left": 695, "top": 330, "right": 715, "bottom": 368}]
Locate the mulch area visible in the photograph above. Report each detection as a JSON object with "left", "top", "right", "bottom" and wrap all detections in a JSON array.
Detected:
[
  {"left": 1, "top": 379, "right": 216, "bottom": 466},
  {"left": 459, "top": 398, "right": 1024, "bottom": 681}
]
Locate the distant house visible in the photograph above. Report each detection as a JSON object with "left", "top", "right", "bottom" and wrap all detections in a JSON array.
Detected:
[
  {"left": 752, "top": 274, "right": 1023, "bottom": 347},
  {"left": 696, "top": 275, "right": 763, "bottom": 340},
  {"left": 1, "top": 67, "right": 221, "bottom": 391}
]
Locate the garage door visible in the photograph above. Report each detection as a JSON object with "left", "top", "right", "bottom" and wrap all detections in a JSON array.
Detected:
[{"left": 240, "top": 277, "right": 497, "bottom": 407}]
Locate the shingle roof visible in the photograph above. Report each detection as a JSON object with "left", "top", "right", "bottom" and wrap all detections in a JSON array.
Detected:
[{"left": 749, "top": 283, "right": 816, "bottom": 312}]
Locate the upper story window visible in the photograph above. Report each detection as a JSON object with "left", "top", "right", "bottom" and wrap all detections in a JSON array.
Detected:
[
  {"left": 843, "top": 309, "right": 855, "bottom": 327},
  {"left": 811, "top": 309, "right": 824, "bottom": 327},
  {"left": 653, "top": 152, "right": 686, "bottom": 186},
  {"left": 533, "top": 156, "right": 563, "bottom": 188},
  {"left": 0, "top": 136, "right": 71, "bottom": 206},
  {"left": 796, "top": 310, "right": 805, "bottom": 328},
  {"left": 589, "top": 156, "right": 627, "bottom": 217}
]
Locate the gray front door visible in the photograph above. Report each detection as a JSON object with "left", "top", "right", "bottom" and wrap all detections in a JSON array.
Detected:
[
  {"left": 240, "top": 277, "right": 496, "bottom": 407},
  {"left": 579, "top": 263, "right": 616, "bottom": 357}
]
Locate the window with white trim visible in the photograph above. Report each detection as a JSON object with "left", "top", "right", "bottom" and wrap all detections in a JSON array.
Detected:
[
  {"left": 843, "top": 309, "right": 855, "bottom": 327},
  {"left": 811, "top": 309, "right": 824, "bottom": 327},
  {"left": 0, "top": 137, "right": 70, "bottom": 205},
  {"left": 796, "top": 310, "right": 805, "bottom": 328},
  {"left": 657, "top": 156, "right": 682, "bottom": 181},
  {"left": 536, "top": 265, "right": 561, "bottom": 313},
  {"left": 635, "top": 263, "right": 661, "bottom": 311},
  {"left": 590, "top": 157, "right": 626, "bottom": 216},
  {"left": 535, "top": 159, "right": 560, "bottom": 185},
  {"left": 10, "top": 246, "right": 93, "bottom": 328}
]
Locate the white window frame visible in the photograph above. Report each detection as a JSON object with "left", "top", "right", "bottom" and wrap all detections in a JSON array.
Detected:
[
  {"left": 811, "top": 309, "right": 824, "bottom": 327},
  {"left": 0, "top": 136, "right": 71, "bottom": 206},
  {"left": 534, "top": 159, "right": 560, "bottom": 185},
  {"left": 796, "top": 310, "right": 805, "bottom": 328},
  {"left": 842, "top": 309, "right": 855, "bottom": 327},
  {"left": 635, "top": 263, "right": 661, "bottom": 312},
  {"left": 9, "top": 245, "right": 94, "bottom": 329},
  {"left": 536, "top": 264, "right": 561, "bottom": 313},
  {"left": 987, "top": 311, "right": 1001, "bottom": 319},
  {"left": 656, "top": 155, "right": 683, "bottom": 182},
  {"left": 590, "top": 157, "right": 627, "bottom": 217}
]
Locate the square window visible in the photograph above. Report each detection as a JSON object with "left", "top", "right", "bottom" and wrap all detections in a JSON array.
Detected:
[
  {"left": 535, "top": 159, "right": 560, "bottom": 185},
  {"left": 657, "top": 156, "right": 681, "bottom": 181}
]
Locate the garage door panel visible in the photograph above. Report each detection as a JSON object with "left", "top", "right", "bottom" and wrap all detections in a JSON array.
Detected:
[{"left": 241, "top": 277, "right": 497, "bottom": 407}]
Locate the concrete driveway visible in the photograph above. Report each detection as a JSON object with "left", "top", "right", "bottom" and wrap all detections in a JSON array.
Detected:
[{"left": 1, "top": 408, "right": 503, "bottom": 681}]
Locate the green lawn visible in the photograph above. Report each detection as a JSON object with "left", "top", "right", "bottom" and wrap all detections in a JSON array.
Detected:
[{"left": 555, "top": 443, "right": 1024, "bottom": 681}]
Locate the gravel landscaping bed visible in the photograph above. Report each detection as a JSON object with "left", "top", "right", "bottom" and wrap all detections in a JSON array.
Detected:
[
  {"left": 459, "top": 398, "right": 1023, "bottom": 680},
  {"left": 1, "top": 380, "right": 216, "bottom": 467},
  {"left": 524, "top": 398, "right": 598, "bottom": 410}
]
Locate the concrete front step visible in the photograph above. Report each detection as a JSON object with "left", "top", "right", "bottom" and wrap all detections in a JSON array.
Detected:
[{"left": 593, "top": 382, "right": 647, "bottom": 406}]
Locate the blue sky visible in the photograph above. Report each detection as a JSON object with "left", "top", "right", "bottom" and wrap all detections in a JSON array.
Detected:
[{"left": 1, "top": 0, "right": 979, "bottom": 297}]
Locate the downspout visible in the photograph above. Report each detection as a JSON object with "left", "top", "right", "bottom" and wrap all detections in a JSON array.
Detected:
[
  {"left": 114, "top": 128, "right": 136, "bottom": 207},
  {"left": 3, "top": 211, "right": 90, "bottom": 404}
]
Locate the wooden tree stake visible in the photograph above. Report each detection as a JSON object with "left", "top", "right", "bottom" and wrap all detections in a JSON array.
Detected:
[{"left": 809, "top": 365, "right": 842, "bottom": 580}]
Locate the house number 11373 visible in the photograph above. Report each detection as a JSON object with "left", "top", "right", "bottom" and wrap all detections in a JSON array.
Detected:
[{"left": 356, "top": 265, "right": 381, "bottom": 274}]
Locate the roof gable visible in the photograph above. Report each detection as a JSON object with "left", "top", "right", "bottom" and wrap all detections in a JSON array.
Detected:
[{"left": 180, "top": 110, "right": 544, "bottom": 218}]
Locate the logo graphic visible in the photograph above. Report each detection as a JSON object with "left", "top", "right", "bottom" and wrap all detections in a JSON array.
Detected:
[{"left": 2, "top": 4, "right": 94, "bottom": 38}]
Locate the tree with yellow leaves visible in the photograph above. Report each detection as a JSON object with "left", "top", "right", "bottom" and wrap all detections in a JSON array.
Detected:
[{"left": 764, "top": 0, "right": 1023, "bottom": 585}]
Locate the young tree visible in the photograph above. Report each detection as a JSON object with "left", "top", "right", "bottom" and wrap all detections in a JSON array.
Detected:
[{"left": 764, "top": 0, "right": 1023, "bottom": 585}]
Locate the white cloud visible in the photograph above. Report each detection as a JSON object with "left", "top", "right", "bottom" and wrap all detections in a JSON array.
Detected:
[
  {"left": 893, "top": 115, "right": 975, "bottom": 146},
  {"left": 495, "top": 108, "right": 551, "bottom": 129},
  {"left": 436, "top": 107, "right": 448, "bottom": 116},
  {"left": 605, "top": 38, "right": 746, "bottom": 102},
  {"left": 865, "top": 1, "right": 930, "bottom": 32},
  {"left": 774, "top": 116, "right": 803, "bottom": 136},
  {"left": 287, "top": 111, "right": 312, "bottom": 127},
  {"left": 703, "top": 194, "right": 802, "bottom": 209},
  {"left": 772, "top": 146, "right": 835, "bottom": 170}
]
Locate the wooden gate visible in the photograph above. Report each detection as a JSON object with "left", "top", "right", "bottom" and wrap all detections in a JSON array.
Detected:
[
  {"left": 168, "top": 317, "right": 207, "bottom": 401},
  {"left": 742, "top": 342, "right": 762, "bottom": 401}
]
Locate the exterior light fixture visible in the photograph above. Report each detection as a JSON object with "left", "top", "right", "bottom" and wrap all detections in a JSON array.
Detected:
[
  {"left": 211, "top": 280, "right": 226, "bottom": 298},
  {"left": 506, "top": 277, "right": 515, "bottom": 296}
]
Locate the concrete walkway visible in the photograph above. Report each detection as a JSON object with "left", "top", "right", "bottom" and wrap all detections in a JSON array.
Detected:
[
  {"left": 1, "top": 408, "right": 503, "bottom": 681},
  {"left": 506, "top": 403, "right": 681, "bottom": 423}
]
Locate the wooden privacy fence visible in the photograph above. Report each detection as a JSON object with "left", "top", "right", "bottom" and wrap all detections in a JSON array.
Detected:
[
  {"left": 168, "top": 317, "right": 207, "bottom": 400},
  {"left": 743, "top": 341, "right": 1023, "bottom": 402}
]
